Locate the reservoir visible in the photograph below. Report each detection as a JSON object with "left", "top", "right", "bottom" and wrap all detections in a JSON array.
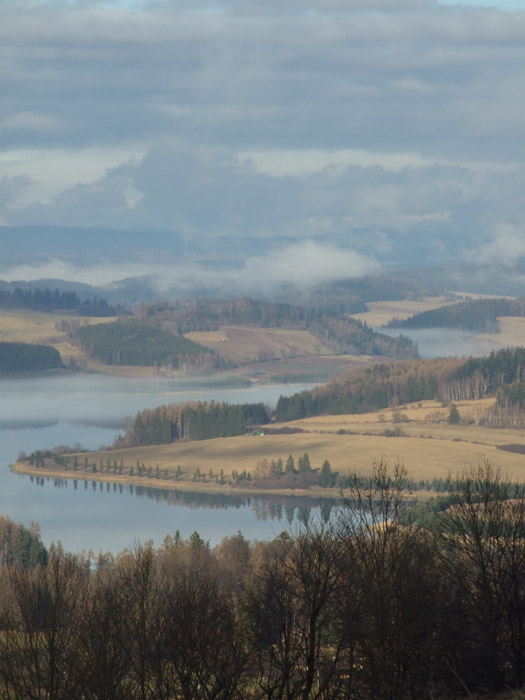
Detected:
[{"left": 0, "top": 374, "right": 331, "bottom": 554}]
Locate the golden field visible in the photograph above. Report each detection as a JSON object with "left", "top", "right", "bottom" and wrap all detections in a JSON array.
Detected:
[
  {"left": 17, "top": 396, "right": 525, "bottom": 494},
  {"left": 351, "top": 296, "right": 457, "bottom": 327}
]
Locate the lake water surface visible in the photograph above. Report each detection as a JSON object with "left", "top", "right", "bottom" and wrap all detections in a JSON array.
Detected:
[{"left": 0, "top": 374, "right": 332, "bottom": 553}]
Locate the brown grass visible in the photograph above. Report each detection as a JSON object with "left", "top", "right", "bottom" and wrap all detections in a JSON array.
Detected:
[
  {"left": 478, "top": 317, "right": 525, "bottom": 349},
  {"left": 185, "top": 326, "right": 334, "bottom": 364}
]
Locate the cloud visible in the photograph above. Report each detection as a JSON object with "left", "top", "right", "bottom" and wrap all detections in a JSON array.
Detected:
[
  {"left": 476, "top": 223, "right": 525, "bottom": 265},
  {"left": 0, "top": 239, "right": 380, "bottom": 298},
  {"left": 241, "top": 241, "right": 381, "bottom": 289},
  {"left": 1, "top": 0, "right": 525, "bottom": 270}
]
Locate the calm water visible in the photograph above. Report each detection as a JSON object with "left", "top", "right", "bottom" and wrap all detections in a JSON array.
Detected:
[{"left": 0, "top": 374, "right": 330, "bottom": 553}]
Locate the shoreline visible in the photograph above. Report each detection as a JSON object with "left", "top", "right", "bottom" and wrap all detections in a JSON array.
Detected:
[{"left": 10, "top": 461, "right": 348, "bottom": 500}]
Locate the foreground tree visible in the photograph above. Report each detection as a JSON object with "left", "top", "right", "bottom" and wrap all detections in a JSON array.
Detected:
[
  {"left": 338, "top": 459, "right": 447, "bottom": 700},
  {"left": 437, "top": 462, "right": 525, "bottom": 692},
  {"left": 0, "top": 552, "right": 87, "bottom": 700}
]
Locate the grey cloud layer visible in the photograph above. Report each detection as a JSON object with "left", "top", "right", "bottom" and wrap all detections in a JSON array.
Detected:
[
  {"left": 3, "top": 0, "right": 523, "bottom": 155},
  {"left": 1, "top": 0, "right": 525, "bottom": 266}
]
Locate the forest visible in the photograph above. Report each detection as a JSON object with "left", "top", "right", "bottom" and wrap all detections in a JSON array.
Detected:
[
  {"left": 386, "top": 297, "right": 525, "bottom": 332},
  {"left": 74, "top": 320, "right": 223, "bottom": 369},
  {"left": 0, "top": 342, "right": 64, "bottom": 375},
  {"left": 116, "top": 400, "right": 270, "bottom": 446},
  {"left": 1, "top": 463, "right": 525, "bottom": 699}
]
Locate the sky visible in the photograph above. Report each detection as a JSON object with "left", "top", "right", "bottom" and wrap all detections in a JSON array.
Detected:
[{"left": 1, "top": 0, "right": 525, "bottom": 287}]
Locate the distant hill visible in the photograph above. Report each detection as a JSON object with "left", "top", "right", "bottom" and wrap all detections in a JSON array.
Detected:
[
  {"left": 141, "top": 297, "right": 418, "bottom": 361},
  {"left": 386, "top": 297, "right": 525, "bottom": 332}
]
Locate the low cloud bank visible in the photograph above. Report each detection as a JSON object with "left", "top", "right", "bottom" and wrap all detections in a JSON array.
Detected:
[{"left": 0, "top": 241, "right": 381, "bottom": 300}]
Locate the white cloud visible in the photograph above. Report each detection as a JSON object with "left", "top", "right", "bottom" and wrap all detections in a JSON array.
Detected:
[
  {"left": 0, "top": 146, "right": 147, "bottom": 203},
  {"left": 0, "top": 241, "right": 380, "bottom": 295},
  {"left": 476, "top": 223, "right": 525, "bottom": 265},
  {"left": 241, "top": 241, "right": 381, "bottom": 289}
]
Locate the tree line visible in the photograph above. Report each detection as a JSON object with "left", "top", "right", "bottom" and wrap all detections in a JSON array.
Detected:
[
  {"left": 0, "top": 342, "right": 64, "bottom": 375},
  {"left": 0, "top": 286, "right": 122, "bottom": 316},
  {"left": 2, "top": 462, "right": 525, "bottom": 698}
]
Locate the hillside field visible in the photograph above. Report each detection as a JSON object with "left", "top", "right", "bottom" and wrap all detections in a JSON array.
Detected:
[
  {"left": 352, "top": 295, "right": 525, "bottom": 354},
  {"left": 351, "top": 296, "right": 457, "bottom": 327},
  {"left": 0, "top": 309, "right": 120, "bottom": 369},
  {"left": 185, "top": 325, "right": 334, "bottom": 363},
  {"left": 0, "top": 309, "right": 380, "bottom": 379},
  {"left": 18, "top": 396, "right": 525, "bottom": 494}
]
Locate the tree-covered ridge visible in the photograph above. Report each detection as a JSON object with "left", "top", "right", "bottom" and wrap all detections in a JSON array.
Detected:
[
  {"left": 386, "top": 297, "right": 525, "bottom": 332},
  {"left": 276, "top": 358, "right": 460, "bottom": 420},
  {"left": 276, "top": 347, "right": 525, "bottom": 421},
  {"left": 74, "top": 320, "right": 222, "bottom": 368},
  {"left": 117, "top": 400, "right": 270, "bottom": 447},
  {"left": 0, "top": 342, "right": 64, "bottom": 374},
  {"left": 141, "top": 297, "right": 418, "bottom": 360},
  {"left": 0, "top": 285, "right": 122, "bottom": 316}
]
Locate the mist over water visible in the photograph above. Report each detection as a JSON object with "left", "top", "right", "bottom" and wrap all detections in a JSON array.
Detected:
[
  {"left": 380, "top": 327, "right": 503, "bottom": 359},
  {"left": 0, "top": 374, "right": 317, "bottom": 455},
  {"left": 0, "top": 374, "right": 320, "bottom": 553}
]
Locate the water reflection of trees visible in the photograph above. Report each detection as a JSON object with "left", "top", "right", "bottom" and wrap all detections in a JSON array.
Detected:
[{"left": 28, "top": 474, "right": 336, "bottom": 524}]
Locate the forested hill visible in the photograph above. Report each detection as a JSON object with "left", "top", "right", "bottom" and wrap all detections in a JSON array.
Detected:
[
  {"left": 386, "top": 297, "right": 525, "bottom": 332},
  {"left": 74, "top": 320, "right": 224, "bottom": 370},
  {"left": 0, "top": 285, "right": 123, "bottom": 316},
  {"left": 275, "top": 347, "right": 525, "bottom": 420},
  {"left": 0, "top": 342, "right": 64, "bottom": 375},
  {"left": 140, "top": 297, "right": 418, "bottom": 360}
]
